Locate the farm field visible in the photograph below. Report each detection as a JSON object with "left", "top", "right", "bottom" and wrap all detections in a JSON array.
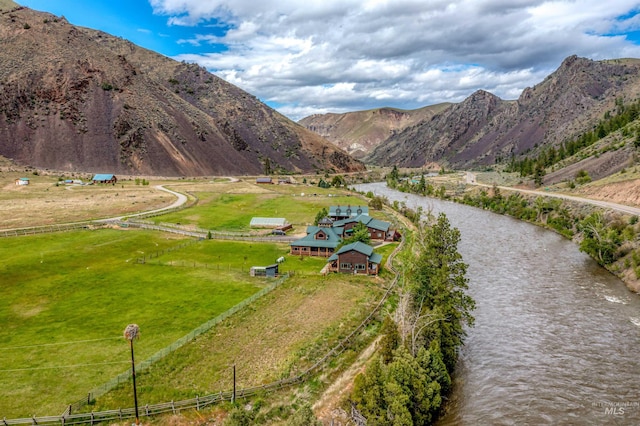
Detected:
[{"left": 0, "top": 229, "right": 283, "bottom": 417}]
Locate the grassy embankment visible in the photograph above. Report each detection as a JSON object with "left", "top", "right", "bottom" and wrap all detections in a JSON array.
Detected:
[{"left": 2, "top": 178, "right": 399, "bottom": 420}]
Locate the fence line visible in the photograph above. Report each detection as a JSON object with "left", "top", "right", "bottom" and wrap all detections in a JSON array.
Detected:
[
  {"left": 0, "top": 222, "right": 106, "bottom": 238},
  {"left": 66, "top": 272, "right": 291, "bottom": 414},
  {"left": 2, "top": 237, "right": 404, "bottom": 425}
]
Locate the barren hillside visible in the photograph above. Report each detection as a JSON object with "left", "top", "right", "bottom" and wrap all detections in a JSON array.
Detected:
[
  {"left": 0, "top": 5, "right": 363, "bottom": 176},
  {"left": 299, "top": 104, "right": 451, "bottom": 158}
]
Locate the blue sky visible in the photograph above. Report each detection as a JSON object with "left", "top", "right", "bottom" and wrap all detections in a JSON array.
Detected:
[{"left": 19, "top": 1, "right": 640, "bottom": 121}]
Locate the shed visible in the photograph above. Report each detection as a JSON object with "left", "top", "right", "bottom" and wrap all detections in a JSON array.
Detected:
[
  {"left": 15, "top": 178, "right": 30, "bottom": 185},
  {"left": 250, "top": 264, "right": 279, "bottom": 277},
  {"left": 256, "top": 177, "right": 273, "bottom": 184}
]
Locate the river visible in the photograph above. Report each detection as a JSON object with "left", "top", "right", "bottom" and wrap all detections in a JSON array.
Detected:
[{"left": 355, "top": 183, "right": 640, "bottom": 425}]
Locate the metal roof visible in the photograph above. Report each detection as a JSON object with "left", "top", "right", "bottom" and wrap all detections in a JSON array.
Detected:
[
  {"left": 92, "top": 174, "right": 115, "bottom": 181},
  {"left": 250, "top": 217, "right": 288, "bottom": 227}
]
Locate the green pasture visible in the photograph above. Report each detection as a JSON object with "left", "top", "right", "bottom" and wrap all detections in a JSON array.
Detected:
[
  {"left": 90, "top": 272, "right": 385, "bottom": 411},
  {"left": 0, "top": 229, "right": 282, "bottom": 417},
  {"left": 155, "top": 183, "right": 366, "bottom": 230}
]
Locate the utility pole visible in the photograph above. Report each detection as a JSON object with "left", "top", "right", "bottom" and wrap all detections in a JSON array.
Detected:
[{"left": 124, "top": 324, "right": 140, "bottom": 425}]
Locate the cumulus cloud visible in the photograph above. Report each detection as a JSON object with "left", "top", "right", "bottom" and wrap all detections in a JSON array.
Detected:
[{"left": 150, "top": 0, "right": 640, "bottom": 120}]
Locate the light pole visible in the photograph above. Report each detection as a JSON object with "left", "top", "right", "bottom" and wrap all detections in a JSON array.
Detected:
[{"left": 124, "top": 324, "right": 140, "bottom": 425}]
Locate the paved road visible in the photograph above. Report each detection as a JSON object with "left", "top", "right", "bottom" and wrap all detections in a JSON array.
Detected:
[{"left": 473, "top": 182, "right": 640, "bottom": 216}]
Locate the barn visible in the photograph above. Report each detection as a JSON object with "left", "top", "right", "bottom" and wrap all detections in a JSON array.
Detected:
[{"left": 91, "top": 174, "right": 117, "bottom": 184}]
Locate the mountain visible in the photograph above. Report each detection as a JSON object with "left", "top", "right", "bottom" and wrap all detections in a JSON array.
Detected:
[
  {"left": 298, "top": 104, "right": 450, "bottom": 159},
  {"left": 0, "top": 5, "right": 363, "bottom": 176},
  {"left": 312, "top": 56, "right": 640, "bottom": 172}
]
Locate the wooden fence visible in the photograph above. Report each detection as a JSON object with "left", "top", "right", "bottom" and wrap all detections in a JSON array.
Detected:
[{"left": 2, "top": 229, "right": 404, "bottom": 426}]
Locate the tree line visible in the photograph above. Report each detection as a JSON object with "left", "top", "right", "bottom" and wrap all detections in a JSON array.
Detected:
[{"left": 351, "top": 212, "right": 475, "bottom": 425}]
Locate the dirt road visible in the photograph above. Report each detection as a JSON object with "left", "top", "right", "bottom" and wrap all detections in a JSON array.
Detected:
[{"left": 475, "top": 183, "right": 640, "bottom": 216}]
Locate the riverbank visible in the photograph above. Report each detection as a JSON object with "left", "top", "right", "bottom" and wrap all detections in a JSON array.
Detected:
[{"left": 381, "top": 176, "right": 640, "bottom": 294}]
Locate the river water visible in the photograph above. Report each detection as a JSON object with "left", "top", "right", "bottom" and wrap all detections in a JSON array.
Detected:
[{"left": 355, "top": 183, "right": 640, "bottom": 425}]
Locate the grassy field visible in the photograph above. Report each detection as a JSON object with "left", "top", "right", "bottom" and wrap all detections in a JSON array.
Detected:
[
  {"left": 0, "top": 229, "right": 282, "bottom": 417},
  {"left": 155, "top": 180, "right": 367, "bottom": 231},
  {"left": 90, "top": 272, "right": 386, "bottom": 412}
]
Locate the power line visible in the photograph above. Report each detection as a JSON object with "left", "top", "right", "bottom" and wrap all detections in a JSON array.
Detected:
[
  {"left": 0, "top": 361, "right": 130, "bottom": 372},
  {"left": 0, "top": 336, "right": 122, "bottom": 350}
]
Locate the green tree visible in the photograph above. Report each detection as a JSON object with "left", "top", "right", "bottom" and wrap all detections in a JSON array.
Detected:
[
  {"left": 341, "top": 221, "right": 371, "bottom": 246},
  {"left": 313, "top": 207, "right": 328, "bottom": 226},
  {"left": 264, "top": 157, "right": 272, "bottom": 175},
  {"left": 369, "top": 195, "right": 385, "bottom": 210},
  {"left": 411, "top": 213, "right": 475, "bottom": 371},
  {"left": 331, "top": 175, "right": 346, "bottom": 187},
  {"left": 379, "top": 315, "right": 401, "bottom": 364},
  {"left": 578, "top": 212, "right": 622, "bottom": 265},
  {"left": 352, "top": 359, "right": 386, "bottom": 423}
]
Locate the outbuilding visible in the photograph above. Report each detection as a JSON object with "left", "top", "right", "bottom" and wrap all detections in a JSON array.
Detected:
[
  {"left": 91, "top": 174, "right": 117, "bottom": 184},
  {"left": 250, "top": 264, "right": 279, "bottom": 277},
  {"left": 15, "top": 178, "right": 30, "bottom": 185}
]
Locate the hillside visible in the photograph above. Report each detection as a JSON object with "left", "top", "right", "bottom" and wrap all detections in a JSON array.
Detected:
[
  {"left": 0, "top": 6, "right": 363, "bottom": 176},
  {"left": 357, "top": 56, "right": 640, "bottom": 171},
  {"left": 299, "top": 104, "right": 451, "bottom": 159}
]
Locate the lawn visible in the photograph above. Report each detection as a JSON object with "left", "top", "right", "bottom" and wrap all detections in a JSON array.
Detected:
[{"left": 0, "top": 228, "right": 277, "bottom": 417}]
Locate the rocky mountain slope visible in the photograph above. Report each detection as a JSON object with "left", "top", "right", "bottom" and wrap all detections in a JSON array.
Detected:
[
  {"left": 299, "top": 104, "right": 450, "bottom": 159},
  {"left": 0, "top": 4, "right": 363, "bottom": 176},
  {"left": 313, "top": 56, "right": 640, "bottom": 172}
]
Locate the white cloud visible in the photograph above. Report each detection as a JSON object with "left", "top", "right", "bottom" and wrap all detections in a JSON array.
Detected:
[{"left": 151, "top": 0, "right": 640, "bottom": 120}]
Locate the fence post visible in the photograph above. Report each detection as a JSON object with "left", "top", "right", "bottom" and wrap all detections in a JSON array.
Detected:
[{"left": 196, "top": 395, "right": 200, "bottom": 410}]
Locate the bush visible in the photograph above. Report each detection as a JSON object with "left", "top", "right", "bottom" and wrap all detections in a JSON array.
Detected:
[{"left": 575, "top": 169, "right": 592, "bottom": 185}]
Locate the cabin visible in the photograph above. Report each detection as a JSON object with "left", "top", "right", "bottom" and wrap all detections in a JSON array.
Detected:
[
  {"left": 329, "top": 205, "right": 369, "bottom": 221},
  {"left": 326, "top": 241, "right": 382, "bottom": 275},
  {"left": 15, "top": 178, "right": 30, "bottom": 185},
  {"left": 91, "top": 174, "right": 117, "bottom": 184},
  {"left": 250, "top": 264, "right": 279, "bottom": 277},
  {"left": 290, "top": 226, "right": 343, "bottom": 257}
]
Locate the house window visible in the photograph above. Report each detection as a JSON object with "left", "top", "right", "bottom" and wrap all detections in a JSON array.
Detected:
[
  {"left": 340, "top": 263, "right": 351, "bottom": 269},
  {"left": 355, "top": 264, "right": 366, "bottom": 270}
]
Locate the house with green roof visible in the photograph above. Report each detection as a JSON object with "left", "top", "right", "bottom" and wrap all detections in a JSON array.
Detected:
[
  {"left": 329, "top": 205, "right": 368, "bottom": 220},
  {"left": 290, "top": 226, "right": 343, "bottom": 257},
  {"left": 327, "top": 241, "right": 382, "bottom": 275}
]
